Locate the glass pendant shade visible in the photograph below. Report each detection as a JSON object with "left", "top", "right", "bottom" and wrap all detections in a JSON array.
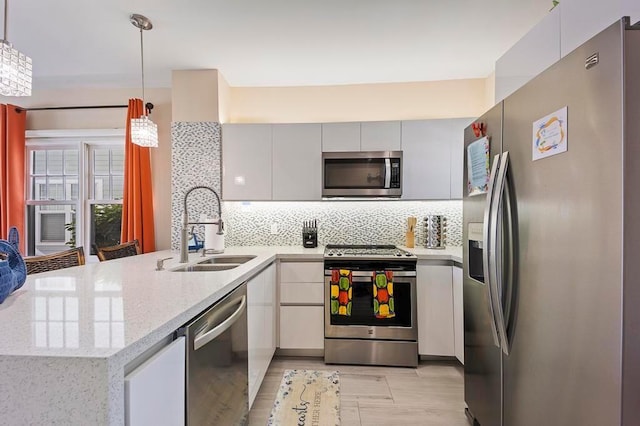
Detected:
[
  {"left": 130, "top": 115, "right": 158, "bottom": 148},
  {"left": 0, "top": 39, "right": 31, "bottom": 96}
]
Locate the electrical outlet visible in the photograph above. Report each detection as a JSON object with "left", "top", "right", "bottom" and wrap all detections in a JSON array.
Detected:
[{"left": 270, "top": 224, "right": 279, "bottom": 235}]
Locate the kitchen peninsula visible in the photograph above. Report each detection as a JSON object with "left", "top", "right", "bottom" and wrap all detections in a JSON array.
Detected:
[{"left": 0, "top": 246, "right": 460, "bottom": 425}]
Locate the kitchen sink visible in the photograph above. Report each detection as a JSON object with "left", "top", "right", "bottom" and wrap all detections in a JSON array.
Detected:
[
  {"left": 197, "top": 255, "right": 256, "bottom": 265},
  {"left": 171, "top": 264, "right": 240, "bottom": 272}
]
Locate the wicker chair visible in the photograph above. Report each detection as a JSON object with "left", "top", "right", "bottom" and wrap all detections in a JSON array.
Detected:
[
  {"left": 24, "top": 247, "right": 86, "bottom": 275},
  {"left": 96, "top": 240, "right": 141, "bottom": 262}
]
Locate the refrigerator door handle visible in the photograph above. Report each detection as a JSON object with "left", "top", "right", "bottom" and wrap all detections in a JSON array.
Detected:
[
  {"left": 489, "top": 151, "right": 511, "bottom": 355},
  {"left": 483, "top": 153, "right": 502, "bottom": 348},
  {"left": 502, "top": 167, "right": 517, "bottom": 351}
]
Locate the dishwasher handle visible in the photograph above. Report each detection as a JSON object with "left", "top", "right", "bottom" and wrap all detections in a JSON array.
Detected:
[{"left": 193, "top": 295, "right": 247, "bottom": 351}]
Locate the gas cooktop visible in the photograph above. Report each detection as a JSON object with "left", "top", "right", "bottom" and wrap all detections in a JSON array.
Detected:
[{"left": 324, "top": 244, "right": 416, "bottom": 259}]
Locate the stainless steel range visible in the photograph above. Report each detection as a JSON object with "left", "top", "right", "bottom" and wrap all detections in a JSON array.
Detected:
[{"left": 324, "top": 244, "right": 418, "bottom": 367}]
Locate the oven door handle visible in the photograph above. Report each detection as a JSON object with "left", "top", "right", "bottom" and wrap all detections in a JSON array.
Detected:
[{"left": 325, "top": 271, "right": 416, "bottom": 278}]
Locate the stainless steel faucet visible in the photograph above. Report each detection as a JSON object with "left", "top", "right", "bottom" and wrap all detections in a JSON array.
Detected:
[{"left": 180, "top": 186, "right": 224, "bottom": 263}]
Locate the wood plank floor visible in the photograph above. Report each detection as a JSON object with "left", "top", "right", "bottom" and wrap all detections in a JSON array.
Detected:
[{"left": 248, "top": 357, "right": 470, "bottom": 426}]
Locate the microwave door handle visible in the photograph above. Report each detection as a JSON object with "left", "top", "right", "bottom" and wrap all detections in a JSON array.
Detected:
[{"left": 384, "top": 158, "right": 391, "bottom": 188}]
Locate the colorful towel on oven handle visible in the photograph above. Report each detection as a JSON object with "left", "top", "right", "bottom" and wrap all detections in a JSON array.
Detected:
[
  {"left": 373, "top": 270, "right": 395, "bottom": 319},
  {"left": 330, "top": 269, "right": 352, "bottom": 316}
]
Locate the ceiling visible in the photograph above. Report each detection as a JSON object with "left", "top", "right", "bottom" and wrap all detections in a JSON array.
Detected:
[{"left": 10, "top": 0, "right": 550, "bottom": 89}]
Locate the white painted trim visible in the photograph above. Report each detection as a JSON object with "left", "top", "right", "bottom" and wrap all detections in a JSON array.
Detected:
[{"left": 26, "top": 129, "right": 126, "bottom": 139}]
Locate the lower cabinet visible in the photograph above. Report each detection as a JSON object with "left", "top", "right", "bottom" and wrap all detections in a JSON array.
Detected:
[
  {"left": 278, "top": 261, "right": 325, "bottom": 351},
  {"left": 279, "top": 306, "right": 325, "bottom": 349},
  {"left": 248, "top": 263, "right": 277, "bottom": 408},
  {"left": 417, "top": 263, "right": 455, "bottom": 356},
  {"left": 125, "top": 336, "right": 186, "bottom": 426},
  {"left": 452, "top": 266, "right": 464, "bottom": 364}
]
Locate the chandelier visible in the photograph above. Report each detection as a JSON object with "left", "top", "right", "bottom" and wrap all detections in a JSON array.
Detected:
[
  {"left": 0, "top": 0, "right": 31, "bottom": 96},
  {"left": 129, "top": 14, "right": 158, "bottom": 148}
]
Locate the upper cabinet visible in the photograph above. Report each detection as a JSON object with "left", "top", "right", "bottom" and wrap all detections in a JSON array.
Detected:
[
  {"left": 560, "top": 0, "right": 640, "bottom": 57},
  {"left": 401, "top": 120, "right": 452, "bottom": 200},
  {"left": 322, "top": 122, "right": 360, "bottom": 152},
  {"left": 495, "top": 3, "right": 640, "bottom": 103},
  {"left": 222, "top": 119, "right": 468, "bottom": 201},
  {"left": 272, "top": 124, "right": 322, "bottom": 200},
  {"left": 361, "top": 121, "right": 401, "bottom": 151},
  {"left": 449, "top": 118, "right": 473, "bottom": 199},
  {"left": 222, "top": 124, "right": 272, "bottom": 200},
  {"left": 495, "top": 7, "right": 561, "bottom": 103},
  {"left": 401, "top": 118, "right": 471, "bottom": 200}
]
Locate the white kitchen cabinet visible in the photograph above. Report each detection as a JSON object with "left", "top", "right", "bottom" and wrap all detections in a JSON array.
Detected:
[
  {"left": 360, "top": 121, "right": 401, "bottom": 151},
  {"left": 222, "top": 124, "right": 272, "bottom": 200},
  {"left": 322, "top": 122, "right": 361, "bottom": 152},
  {"left": 279, "top": 306, "right": 325, "bottom": 350},
  {"left": 278, "top": 261, "right": 325, "bottom": 351},
  {"left": 449, "top": 118, "right": 473, "bottom": 199},
  {"left": 125, "top": 336, "right": 186, "bottom": 426},
  {"left": 401, "top": 120, "right": 452, "bottom": 200},
  {"left": 272, "top": 124, "right": 322, "bottom": 200},
  {"left": 495, "top": 6, "right": 561, "bottom": 103},
  {"left": 417, "top": 263, "right": 455, "bottom": 356},
  {"left": 248, "top": 263, "right": 276, "bottom": 408},
  {"left": 280, "top": 261, "right": 324, "bottom": 283},
  {"left": 560, "top": 0, "right": 640, "bottom": 58},
  {"left": 452, "top": 266, "right": 464, "bottom": 364},
  {"left": 401, "top": 118, "right": 471, "bottom": 200}
]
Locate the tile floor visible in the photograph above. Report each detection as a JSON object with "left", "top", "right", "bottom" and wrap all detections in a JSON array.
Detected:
[{"left": 248, "top": 357, "right": 470, "bottom": 426}]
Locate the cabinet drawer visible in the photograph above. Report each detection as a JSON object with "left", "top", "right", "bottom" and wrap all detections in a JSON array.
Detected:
[
  {"left": 280, "top": 282, "right": 324, "bottom": 304},
  {"left": 280, "top": 262, "right": 323, "bottom": 283},
  {"left": 279, "top": 306, "right": 324, "bottom": 350}
]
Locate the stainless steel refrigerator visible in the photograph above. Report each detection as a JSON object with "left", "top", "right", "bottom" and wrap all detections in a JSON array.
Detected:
[{"left": 463, "top": 17, "right": 640, "bottom": 426}]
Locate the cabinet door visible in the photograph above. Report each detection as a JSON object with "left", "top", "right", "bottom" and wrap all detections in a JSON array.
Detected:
[
  {"left": 125, "top": 336, "right": 186, "bottom": 426},
  {"left": 247, "top": 263, "right": 277, "bottom": 408},
  {"left": 449, "top": 118, "right": 474, "bottom": 199},
  {"left": 361, "top": 121, "right": 401, "bottom": 151},
  {"left": 401, "top": 120, "right": 452, "bottom": 200},
  {"left": 279, "top": 306, "right": 324, "bottom": 350},
  {"left": 417, "top": 264, "right": 454, "bottom": 356},
  {"left": 495, "top": 7, "right": 561, "bottom": 102},
  {"left": 322, "top": 122, "right": 360, "bottom": 152},
  {"left": 247, "top": 269, "right": 264, "bottom": 407},
  {"left": 452, "top": 266, "right": 464, "bottom": 364},
  {"left": 222, "top": 124, "right": 272, "bottom": 200},
  {"left": 272, "top": 124, "right": 322, "bottom": 200},
  {"left": 265, "top": 263, "right": 277, "bottom": 358}
]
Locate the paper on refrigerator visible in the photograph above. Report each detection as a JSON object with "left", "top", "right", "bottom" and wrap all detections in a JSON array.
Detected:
[{"left": 467, "top": 136, "right": 490, "bottom": 196}]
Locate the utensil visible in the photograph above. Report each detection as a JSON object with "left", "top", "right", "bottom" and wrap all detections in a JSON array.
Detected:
[{"left": 406, "top": 216, "right": 417, "bottom": 248}]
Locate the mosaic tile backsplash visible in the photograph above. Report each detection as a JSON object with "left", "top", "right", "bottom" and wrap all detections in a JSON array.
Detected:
[
  {"left": 171, "top": 122, "right": 222, "bottom": 250},
  {"left": 170, "top": 121, "right": 462, "bottom": 249},
  {"left": 222, "top": 200, "right": 462, "bottom": 247}
]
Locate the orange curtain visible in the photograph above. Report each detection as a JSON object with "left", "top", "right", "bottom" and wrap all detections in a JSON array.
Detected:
[
  {"left": 121, "top": 98, "right": 156, "bottom": 253},
  {"left": 0, "top": 104, "right": 26, "bottom": 254}
]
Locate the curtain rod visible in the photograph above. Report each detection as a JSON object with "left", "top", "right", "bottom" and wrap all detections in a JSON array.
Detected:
[{"left": 17, "top": 102, "right": 154, "bottom": 113}]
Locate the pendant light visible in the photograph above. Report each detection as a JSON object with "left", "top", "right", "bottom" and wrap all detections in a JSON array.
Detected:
[
  {"left": 129, "top": 14, "right": 158, "bottom": 148},
  {"left": 0, "top": 0, "right": 31, "bottom": 96}
]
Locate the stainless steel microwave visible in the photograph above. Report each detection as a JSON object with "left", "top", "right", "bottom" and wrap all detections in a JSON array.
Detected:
[{"left": 322, "top": 151, "right": 402, "bottom": 197}]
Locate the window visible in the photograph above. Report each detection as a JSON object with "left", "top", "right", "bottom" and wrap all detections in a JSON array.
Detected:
[{"left": 26, "top": 130, "right": 125, "bottom": 258}]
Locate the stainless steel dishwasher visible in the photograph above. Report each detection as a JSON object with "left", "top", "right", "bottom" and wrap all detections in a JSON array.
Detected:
[{"left": 181, "top": 283, "right": 248, "bottom": 425}]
